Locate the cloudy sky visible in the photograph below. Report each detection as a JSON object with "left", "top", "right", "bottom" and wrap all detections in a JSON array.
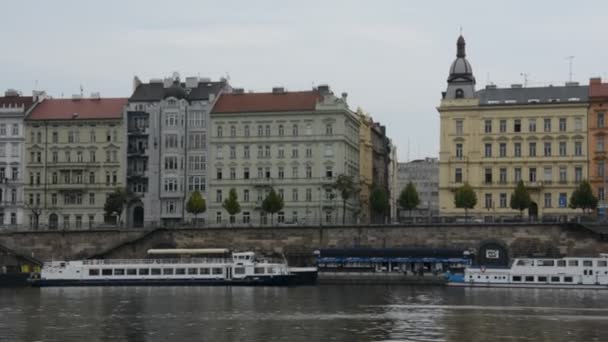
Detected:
[{"left": 2, "top": 0, "right": 607, "bottom": 161}]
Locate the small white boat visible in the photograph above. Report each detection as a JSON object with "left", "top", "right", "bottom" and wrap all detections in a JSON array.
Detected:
[
  {"left": 33, "top": 249, "right": 317, "bottom": 287},
  {"left": 447, "top": 254, "right": 608, "bottom": 289}
]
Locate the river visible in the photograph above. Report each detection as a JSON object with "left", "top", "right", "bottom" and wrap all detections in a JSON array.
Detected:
[{"left": 0, "top": 285, "right": 606, "bottom": 342}]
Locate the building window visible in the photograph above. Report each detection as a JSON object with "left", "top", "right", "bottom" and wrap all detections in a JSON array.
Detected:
[
  {"left": 216, "top": 168, "right": 222, "bottom": 180},
  {"left": 499, "top": 168, "right": 507, "bottom": 183},
  {"left": 230, "top": 125, "right": 236, "bottom": 137},
  {"left": 325, "top": 124, "right": 333, "bottom": 135},
  {"left": 243, "top": 167, "right": 250, "bottom": 180},
  {"left": 514, "top": 119, "right": 521, "bottom": 133},
  {"left": 306, "top": 189, "right": 312, "bottom": 202},
  {"left": 559, "top": 141, "right": 567, "bottom": 156},
  {"left": 229, "top": 168, "right": 236, "bottom": 180},
  {"left": 305, "top": 147, "right": 312, "bottom": 158},
  {"left": 544, "top": 193, "right": 552, "bottom": 208},
  {"left": 559, "top": 118, "right": 567, "bottom": 132},
  {"left": 600, "top": 188, "right": 605, "bottom": 201},
  {"left": 455, "top": 89, "right": 464, "bottom": 98},
  {"left": 543, "top": 118, "right": 551, "bottom": 132},
  {"left": 277, "top": 211, "right": 285, "bottom": 223},
  {"left": 292, "top": 147, "right": 299, "bottom": 158},
  {"left": 242, "top": 212, "right": 250, "bottom": 224},
  {"left": 514, "top": 143, "right": 521, "bottom": 157},
  {"left": 265, "top": 125, "right": 271, "bottom": 137},
  {"left": 306, "top": 166, "right": 312, "bottom": 179},
  {"left": 216, "top": 145, "right": 223, "bottom": 159},
  {"left": 484, "top": 168, "right": 492, "bottom": 184},
  {"left": 543, "top": 142, "right": 551, "bottom": 156},
  {"left": 499, "top": 120, "right": 506, "bottom": 133},
  {"left": 499, "top": 143, "right": 506, "bottom": 157},
  {"left": 265, "top": 146, "right": 271, "bottom": 158},
  {"left": 455, "top": 144, "right": 463, "bottom": 158},
  {"left": 325, "top": 166, "right": 333, "bottom": 179},
  {"left": 51, "top": 193, "right": 57, "bottom": 205},
  {"left": 216, "top": 212, "right": 222, "bottom": 224},
  {"left": 516, "top": 166, "right": 525, "bottom": 184},
  {"left": 244, "top": 125, "right": 250, "bottom": 137},
  {"left": 543, "top": 167, "right": 552, "bottom": 182},
  {"left": 528, "top": 119, "right": 536, "bottom": 132},
  {"left": 559, "top": 167, "right": 567, "bottom": 183},
  {"left": 575, "top": 166, "right": 583, "bottom": 182},
  {"left": 216, "top": 190, "right": 222, "bottom": 203},
  {"left": 598, "top": 112, "right": 605, "bottom": 128},
  {"left": 292, "top": 189, "right": 298, "bottom": 201},
  {"left": 484, "top": 119, "right": 492, "bottom": 133},
  {"left": 216, "top": 125, "right": 223, "bottom": 137},
  {"left": 257, "top": 125, "right": 263, "bottom": 137},
  {"left": 575, "top": 117, "right": 582, "bottom": 131},
  {"left": 529, "top": 167, "right": 537, "bottom": 182},
  {"left": 559, "top": 193, "right": 567, "bottom": 208},
  {"left": 598, "top": 137, "right": 605, "bottom": 152},
  {"left": 485, "top": 193, "right": 492, "bottom": 209},
  {"left": 243, "top": 189, "right": 249, "bottom": 202},
  {"left": 484, "top": 144, "right": 492, "bottom": 158},
  {"left": 499, "top": 193, "right": 507, "bottom": 208},
  {"left": 243, "top": 145, "right": 250, "bottom": 159},
  {"left": 455, "top": 120, "right": 463, "bottom": 135},
  {"left": 455, "top": 168, "right": 463, "bottom": 183},
  {"left": 292, "top": 166, "right": 299, "bottom": 179},
  {"left": 529, "top": 142, "right": 536, "bottom": 157},
  {"left": 278, "top": 167, "right": 284, "bottom": 179},
  {"left": 292, "top": 124, "right": 298, "bottom": 136},
  {"left": 265, "top": 167, "right": 271, "bottom": 179},
  {"left": 574, "top": 141, "right": 582, "bottom": 156},
  {"left": 278, "top": 125, "right": 284, "bottom": 136},
  {"left": 89, "top": 193, "right": 95, "bottom": 205},
  {"left": 229, "top": 146, "right": 236, "bottom": 159}
]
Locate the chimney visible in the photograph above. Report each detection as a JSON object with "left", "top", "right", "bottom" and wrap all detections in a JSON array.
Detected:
[
  {"left": 90, "top": 92, "right": 100, "bottom": 100},
  {"left": 590, "top": 77, "right": 602, "bottom": 85},
  {"left": 72, "top": 94, "right": 82, "bottom": 100},
  {"left": 485, "top": 84, "right": 497, "bottom": 90},
  {"left": 341, "top": 92, "right": 348, "bottom": 101},
  {"left": 185, "top": 77, "right": 199, "bottom": 88},
  {"left": 272, "top": 87, "right": 285, "bottom": 94},
  {"left": 317, "top": 84, "right": 331, "bottom": 95},
  {"left": 233, "top": 88, "right": 245, "bottom": 94},
  {"left": 4, "top": 89, "right": 19, "bottom": 97},
  {"left": 565, "top": 81, "right": 580, "bottom": 87},
  {"left": 511, "top": 84, "right": 523, "bottom": 88}
]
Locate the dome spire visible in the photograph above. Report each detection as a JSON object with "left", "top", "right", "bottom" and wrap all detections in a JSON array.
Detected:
[{"left": 457, "top": 35, "right": 466, "bottom": 58}]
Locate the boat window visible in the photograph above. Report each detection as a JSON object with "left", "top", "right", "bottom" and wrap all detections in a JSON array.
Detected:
[
  {"left": 525, "top": 276, "right": 534, "bottom": 282},
  {"left": 188, "top": 268, "right": 198, "bottom": 275},
  {"left": 537, "top": 260, "right": 554, "bottom": 267},
  {"left": 89, "top": 269, "right": 99, "bottom": 276},
  {"left": 114, "top": 269, "right": 125, "bottom": 276},
  {"left": 102, "top": 269, "right": 112, "bottom": 276},
  {"left": 550, "top": 276, "right": 560, "bottom": 282},
  {"left": 583, "top": 260, "right": 593, "bottom": 267},
  {"left": 139, "top": 269, "right": 149, "bottom": 275},
  {"left": 267, "top": 267, "right": 274, "bottom": 274},
  {"left": 556, "top": 260, "right": 566, "bottom": 267},
  {"left": 512, "top": 276, "right": 522, "bottom": 282},
  {"left": 200, "top": 268, "right": 210, "bottom": 275},
  {"left": 567, "top": 260, "right": 578, "bottom": 266},
  {"left": 516, "top": 259, "right": 533, "bottom": 266},
  {"left": 234, "top": 267, "right": 246, "bottom": 275},
  {"left": 151, "top": 268, "right": 161, "bottom": 275},
  {"left": 212, "top": 268, "right": 223, "bottom": 275},
  {"left": 538, "top": 276, "right": 547, "bottom": 282},
  {"left": 176, "top": 268, "right": 186, "bottom": 275},
  {"left": 564, "top": 276, "right": 573, "bottom": 282},
  {"left": 163, "top": 268, "right": 174, "bottom": 275},
  {"left": 598, "top": 260, "right": 608, "bottom": 267},
  {"left": 254, "top": 267, "right": 265, "bottom": 274},
  {"left": 126, "top": 269, "right": 137, "bottom": 275}
]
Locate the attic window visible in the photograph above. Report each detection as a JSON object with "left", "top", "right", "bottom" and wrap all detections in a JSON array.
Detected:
[
  {"left": 548, "top": 98, "right": 560, "bottom": 103},
  {"left": 528, "top": 99, "right": 540, "bottom": 104},
  {"left": 504, "top": 99, "right": 517, "bottom": 104},
  {"left": 455, "top": 89, "right": 464, "bottom": 99},
  {"left": 568, "top": 97, "right": 581, "bottom": 102},
  {"left": 487, "top": 100, "right": 500, "bottom": 104}
]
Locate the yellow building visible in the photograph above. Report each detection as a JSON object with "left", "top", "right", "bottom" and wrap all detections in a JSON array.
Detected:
[
  {"left": 24, "top": 97, "right": 127, "bottom": 229},
  {"left": 438, "top": 36, "right": 588, "bottom": 219},
  {"left": 357, "top": 108, "right": 373, "bottom": 224}
]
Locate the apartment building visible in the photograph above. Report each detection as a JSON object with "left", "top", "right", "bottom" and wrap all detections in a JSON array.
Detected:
[
  {"left": 208, "top": 86, "right": 360, "bottom": 226},
  {"left": 438, "top": 35, "right": 588, "bottom": 219},
  {"left": 125, "top": 75, "right": 227, "bottom": 227},
  {"left": 589, "top": 77, "right": 608, "bottom": 215},
  {"left": 24, "top": 96, "right": 127, "bottom": 229},
  {"left": 397, "top": 158, "right": 439, "bottom": 218}
]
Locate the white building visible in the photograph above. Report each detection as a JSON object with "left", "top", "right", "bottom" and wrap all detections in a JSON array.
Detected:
[
  {"left": 0, "top": 90, "right": 39, "bottom": 227},
  {"left": 126, "top": 74, "right": 228, "bottom": 227},
  {"left": 397, "top": 158, "right": 439, "bottom": 219},
  {"left": 208, "top": 86, "right": 360, "bottom": 226}
]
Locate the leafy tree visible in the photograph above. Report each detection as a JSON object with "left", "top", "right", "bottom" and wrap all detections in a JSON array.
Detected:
[
  {"left": 186, "top": 190, "right": 207, "bottom": 224},
  {"left": 222, "top": 188, "right": 241, "bottom": 223},
  {"left": 262, "top": 188, "right": 284, "bottom": 225},
  {"left": 510, "top": 180, "right": 532, "bottom": 216},
  {"left": 398, "top": 181, "right": 420, "bottom": 217},
  {"left": 369, "top": 186, "right": 389, "bottom": 224},
  {"left": 454, "top": 183, "right": 477, "bottom": 221},
  {"left": 104, "top": 188, "right": 128, "bottom": 225},
  {"left": 570, "top": 180, "right": 598, "bottom": 214},
  {"left": 333, "top": 174, "right": 357, "bottom": 225}
]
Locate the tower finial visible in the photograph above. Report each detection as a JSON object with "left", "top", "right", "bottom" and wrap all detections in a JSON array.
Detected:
[{"left": 456, "top": 35, "right": 466, "bottom": 58}]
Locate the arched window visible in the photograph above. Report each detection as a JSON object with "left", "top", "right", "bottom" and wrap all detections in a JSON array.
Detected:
[{"left": 455, "top": 89, "right": 464, "bottom": 99}]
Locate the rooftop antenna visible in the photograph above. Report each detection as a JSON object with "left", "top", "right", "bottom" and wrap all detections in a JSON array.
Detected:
[
  {"left": 407, "top": 138, "right": 410, "bottom": 162},
  {"left": 520, "top": 73, "right": 529, "bottom": 87},
  {"left": 565, "top": 56, "right": 574, "bottom": 82},
  {"left": 79, "top": 84, "right": 84, "bottom": 96},
  {"left": 459, "top": 26, "right": 463, "bottom": 35}
]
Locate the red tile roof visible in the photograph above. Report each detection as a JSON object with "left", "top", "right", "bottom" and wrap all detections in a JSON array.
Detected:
[
  {"left": 212, "top": 91, "right": 319, "bottom": 114},
  {"left": 28, "top": 98, "right": 127, "bottom": 120},
  {"left": 0, "top": 95, "right": 34, "bottom": 111}
]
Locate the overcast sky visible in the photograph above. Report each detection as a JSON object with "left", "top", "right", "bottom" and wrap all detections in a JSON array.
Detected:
[{"left": 2, "top": 0, "right": 608, "bottom": 161}]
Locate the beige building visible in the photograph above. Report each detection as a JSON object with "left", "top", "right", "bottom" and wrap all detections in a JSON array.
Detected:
[
  {"left": 208, "top": 86, "right": 360, "bottom": 226},
  {"left": 438, "top": 35, "right": 588, "bottom": 219},
  {"left": 357, "top": 109, "right": 373, "bottom": 224},
  {"left": 24, "top": 97, "right": 127, "bottom": 229}
]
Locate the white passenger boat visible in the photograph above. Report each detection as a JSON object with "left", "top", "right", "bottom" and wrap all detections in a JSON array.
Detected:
[
  {"left": 33, "top": 249, "right": 317, "bottom": 287},
  {"left": 447, "top": 254, "right": 608, "bottom": 289}
]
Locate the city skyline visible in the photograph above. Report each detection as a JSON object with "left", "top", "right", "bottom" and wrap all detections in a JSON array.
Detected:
[{"left": 3, "top": 0, "right": 608, "bottom": 161}]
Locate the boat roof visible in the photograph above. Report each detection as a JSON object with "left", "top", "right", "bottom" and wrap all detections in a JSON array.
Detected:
[{"left": 146, "top": 248, "right": 230, "bottom": 255}]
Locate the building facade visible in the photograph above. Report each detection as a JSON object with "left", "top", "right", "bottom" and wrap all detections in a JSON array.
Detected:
[
  {"left": 357, "top": 109, "right": 373, "bottom": 224},
  {"left": 397, "top": 158, "right": 439, "bottom": 219},
  {"left": 438, "top": 35, "right": 589, "bottom": 219},
  {"left": 589, "top": 77, "right": 608, "bottom": 214},
  {"left": 209, "top": 86, "right": 360, "bottom": 226},
  {"left": 0, "top": 90, "right": 37, "bottom": 227},
  {"left": 24, "top": 97, "right": 127, "bottom": 229},
  {"left": 125, "top": 75, "right": 227, "bottom": 227},
  {"left": 370, "top": 122, "right": 392, "bottom": 223}
]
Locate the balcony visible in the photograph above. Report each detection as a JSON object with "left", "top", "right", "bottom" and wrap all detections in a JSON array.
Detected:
[
  {"left": 524, "top": 181, "right": 543, "bottom": 189},
  {"left": 127, "top": 148, "right": 148, "bottom": 156},
  {"left": 127, "top": 170, "right": 147, "bottom": 178},
  {"left": 127, "top": 127, "right": 149, "bottom": 136},
  {"left": 449, "top": 156, "right": 468, "bottom": 163}
]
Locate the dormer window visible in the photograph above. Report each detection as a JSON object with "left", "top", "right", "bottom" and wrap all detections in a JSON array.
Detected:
[{"left": 455, "top": 89, "right": 464, "bottom": 99}]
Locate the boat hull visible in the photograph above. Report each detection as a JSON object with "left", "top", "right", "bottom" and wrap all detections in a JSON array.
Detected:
[
  {"left": 33, "top": 275, "right": 303, "bottom": 287},
  {"left": 447, "top": 282, "right": 608, "bottom": 290}
]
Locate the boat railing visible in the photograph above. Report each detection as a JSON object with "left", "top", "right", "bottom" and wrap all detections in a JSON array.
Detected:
[{"left": 82, "top": 258, "right": 233, "bottom": 266}]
